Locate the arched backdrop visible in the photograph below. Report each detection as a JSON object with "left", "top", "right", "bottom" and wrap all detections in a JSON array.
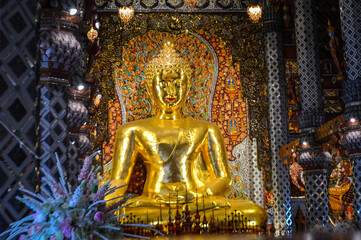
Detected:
[{"left": 90, "top": 13, "right": 269, "bottom": 201}]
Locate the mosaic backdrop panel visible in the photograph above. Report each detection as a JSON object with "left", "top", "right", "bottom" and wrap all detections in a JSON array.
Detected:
[
  {"left": 91, "top": 13, "right": 268, "bottom": 200},
  {"left": 115, "top": 31, "right": 217, "bottom": 123},
  {"left": 105, "top": 31, "right": 249, "bottom": 198}
]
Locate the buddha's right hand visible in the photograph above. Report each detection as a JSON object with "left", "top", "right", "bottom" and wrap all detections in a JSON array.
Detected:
[
  {"left": 150, "top": 191, "right": 195, "bottom": 204},
  {"left": 151, "top": 189, "right": 208, "bottom": 204}
]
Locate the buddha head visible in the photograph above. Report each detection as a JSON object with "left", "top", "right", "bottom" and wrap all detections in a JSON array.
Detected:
[{"left": 145, "top": 37, "right": 192, "bottom": 113}]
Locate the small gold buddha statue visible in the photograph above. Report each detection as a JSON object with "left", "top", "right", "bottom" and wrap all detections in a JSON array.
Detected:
[{"left": 107, "top": 37, "right": 266, "bottom": 228}]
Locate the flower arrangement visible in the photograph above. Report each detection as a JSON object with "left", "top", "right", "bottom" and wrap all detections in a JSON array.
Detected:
[{"left": 1, "top": 151, "right": 150, "bottom": 240}]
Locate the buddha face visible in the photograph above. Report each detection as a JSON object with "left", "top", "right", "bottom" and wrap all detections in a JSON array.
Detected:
[{"left": 152, "top": 68, "right": 188, "bottom": 111}]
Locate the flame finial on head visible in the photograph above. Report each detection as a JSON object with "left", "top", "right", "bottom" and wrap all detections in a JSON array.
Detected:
[
  {"left": 145, "top": 37, "right": 192, "bottom": 83},
  {"left": 162, "top": 37, "right": 175, "bottom": 49}
]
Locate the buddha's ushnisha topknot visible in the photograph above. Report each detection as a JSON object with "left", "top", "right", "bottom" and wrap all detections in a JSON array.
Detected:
[{"left": 145, "top": 37, "right": 192, "bottom": 83}]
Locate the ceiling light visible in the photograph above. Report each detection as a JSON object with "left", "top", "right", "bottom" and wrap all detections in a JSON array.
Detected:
[
  {"left": 87, "top": 27, "right": 98, "bottom": 42},
  {"left": 69, "top": 8, "right": 78, "bottom": 15},
  {"left": 95, "top": 21, "right": 100, "bottom": 29},
  {"left": 118, "top": 6, "right": 134, "bottom": 24},
  {"left": 247, "top": 5, "right": 262, "bottom": 23}
]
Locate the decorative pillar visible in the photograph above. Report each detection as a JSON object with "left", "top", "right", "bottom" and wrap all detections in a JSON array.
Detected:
[
  {"left": 263, "top": 4, "right": 291, "bottom": 236},
  {"left": 339, "top": 0, "right": 361, "bottom": 229},
  {"left": 294, "top": 0, "right": 329, "bottom": 229},
  {"left": 294, "top": 0, "right": 324, "bottom": 133},
  {"left": 297, "top": 147, "right": 331, "bottom": 228},
  {"left": 37, "top": 9, "right": 81, "bottom": 179},
  {"left": 67, "top": 87, "right": 89, "bottom": 186},
  {"left": 342, "top": 127, "right": 361, "bottom": 229},
  {"left": 249, "top": 138, "right": 264, "bottom": 207}
]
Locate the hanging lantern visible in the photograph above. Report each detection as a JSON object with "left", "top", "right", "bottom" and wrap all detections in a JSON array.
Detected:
[
  {"left": 118, "top": 6, "right": 134, "bottom": 24},
  {"left": 87, "top": 27, "right": 98, "bottom": 42},
  {"left": 185, "top": 0, "right": 197, "bottom": 11},
  {"left": 247, "top": 5, "right": 262, "bottom": 23}
]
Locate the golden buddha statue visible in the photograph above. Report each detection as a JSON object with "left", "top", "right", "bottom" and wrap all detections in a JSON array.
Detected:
[{"left": 107, "top": 37, "right": 266, "bottom": 228}]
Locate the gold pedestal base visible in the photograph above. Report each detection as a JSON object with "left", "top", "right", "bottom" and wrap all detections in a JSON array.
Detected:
[{"left": 120, "top": 198, "right": 267, "bottom": 230}]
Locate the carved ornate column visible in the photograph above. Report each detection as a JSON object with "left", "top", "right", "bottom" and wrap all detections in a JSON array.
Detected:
[
  {"left": 294, "top": 0, "right": 329, "bottom": 229},
  {"left": 263, "top": 4, "right": 291, "bottom": 236},
  {"left": 37, "top": 8, "right": 81, "bottom": 180},
  {"left": 294, "top": 0, "right": 324, "bottom": 135},
  {"left": 342, "top": 126, "right": 361, "bottom": 228},
  {"left": 298, "top": 147, "right": 331, "bottom": 228},
  {"left": 67, "top": 87, "right": 89, "bottom": 186},
  {"left": 339, "top": 0, "right": 361, "bottom": 229},
  {"left": 249, "top": 138, "right": 264, "bottom": 208}
]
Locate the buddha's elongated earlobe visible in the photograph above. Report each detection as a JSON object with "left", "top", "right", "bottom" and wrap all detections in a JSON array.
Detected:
[
  {"left": 144, "top": 79, "right": 155, "bottom": 115},
  {"left": 180, "top": 70, "right": 191, "bottom": 95},
  {"left": 145, "top": 80, "right": 151, "bottom": 97},
  {"left": 145, "top": 70, "right": 162, "bottom": 115}
]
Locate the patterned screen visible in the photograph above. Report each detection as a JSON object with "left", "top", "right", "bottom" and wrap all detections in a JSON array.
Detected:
[{"left": 0, "top": 0, "right": 37, "bottom": 231}]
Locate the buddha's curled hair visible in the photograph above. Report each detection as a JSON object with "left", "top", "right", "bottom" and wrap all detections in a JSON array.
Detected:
[{"left": 144, "top": 37, "right": 192, "bottom": 87}]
